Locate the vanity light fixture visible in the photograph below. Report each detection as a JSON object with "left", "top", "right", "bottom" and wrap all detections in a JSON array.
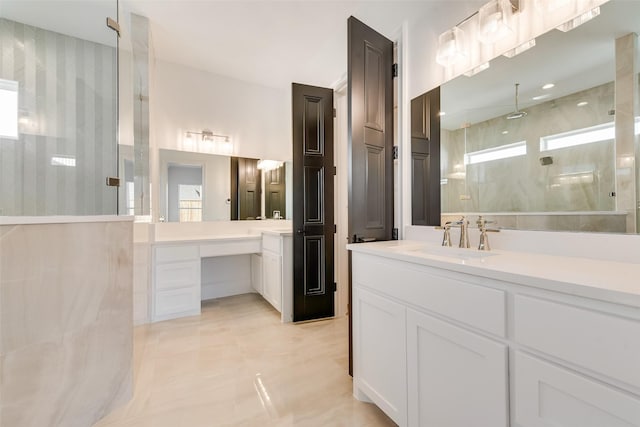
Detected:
[
  {"left": 436, "top": 26, "right": 467, "bottom": 67},
  {"left": 534, "top": 0, "right": 571, "bottom": 13},
  {"left": 503, "top": 39, "right": 536, "bottom": 58},
  {"left": 257, "top": 159, "right": 283, "bottom": 172},
  {"left": 464, "top": 62, "right": 490, "bottom": 77},
  {"left": 186, "top": 129, "right": 230, "bottom": 143},
  {"left": 556, "top": 6, "right": 600, "bottom": 32},
  {"left": 477, "top": 0, "right": 517, "bottom": 45}
]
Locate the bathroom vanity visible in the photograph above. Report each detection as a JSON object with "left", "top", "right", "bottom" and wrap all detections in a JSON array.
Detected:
[
  {"left": 348, "top": 240, "right": 640, "bottom": 427},
  {"left": 150, "top": 225, "right": 292, "bottom": 323}
]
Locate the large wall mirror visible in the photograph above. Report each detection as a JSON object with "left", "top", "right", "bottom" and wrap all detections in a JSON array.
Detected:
[
  {"left": 158, "top": 149, "right": 291, "bottom": 222},
  {"left": 413, "top": 0, "right": 640, "bottom": 234}
]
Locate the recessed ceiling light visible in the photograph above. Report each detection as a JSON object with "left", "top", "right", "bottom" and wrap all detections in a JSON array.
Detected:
[
  {"left": 577, "top": 101, "right": 588, "bottom": 107},
  {"left": 532, "top": 94, "right": 551, "bottom": 101},
  {"left": 438, "top": 111, "right": 446, "bottom": 116},
  {"left": 502, "top": 130, "right": 509, "bottom": 135},
  {"left": 542, "top": 83, "right": 555, "bottom": 90}
]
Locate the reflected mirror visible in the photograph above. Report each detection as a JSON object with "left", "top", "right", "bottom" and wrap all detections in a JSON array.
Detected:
[
  {"left": 158, "top": 149, "right": 291, "bottom": 222},
  {"left": 415, "top": 0, "right": 640, "bottom": 233}
]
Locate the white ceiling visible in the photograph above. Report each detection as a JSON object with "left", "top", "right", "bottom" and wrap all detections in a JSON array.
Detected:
[
  {"left": 2, "top": 0, "right": 484, "bottom": 89},
  {"left": 122, "top": 0, "right": 467, "bottom": 89}
]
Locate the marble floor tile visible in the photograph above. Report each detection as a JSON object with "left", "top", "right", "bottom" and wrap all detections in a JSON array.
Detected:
[{"left": 94, "top": 294, "right": 395, "bottom": 427}]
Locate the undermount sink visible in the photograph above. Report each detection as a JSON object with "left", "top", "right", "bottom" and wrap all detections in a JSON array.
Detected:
[{"left": 405, "top": 245, "right": 498, "bottom": 260}]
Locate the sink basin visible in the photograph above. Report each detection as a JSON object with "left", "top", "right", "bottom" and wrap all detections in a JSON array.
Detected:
[{"left": 406, "top": 245, "right": 497, "bottom": 260}]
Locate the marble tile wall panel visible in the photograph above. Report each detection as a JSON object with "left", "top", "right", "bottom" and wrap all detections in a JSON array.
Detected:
[
  {"left": 615, "top": 33, "right": 639, "bottom": 233},
  {"left": 0, "top": 221, "right": 133, "bottom": 427},
  {"left": 0, "top": 18, "right": 117, "bottom": 216}
]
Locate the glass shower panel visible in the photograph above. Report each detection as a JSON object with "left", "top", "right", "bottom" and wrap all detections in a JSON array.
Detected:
[{"left": 0, "top": 1, "right": 118, "bottom": 216}]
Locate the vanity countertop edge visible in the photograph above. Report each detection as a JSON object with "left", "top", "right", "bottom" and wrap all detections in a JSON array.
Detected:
[{"left": 347, "top": 240, "right": 640, "bottom": 309}]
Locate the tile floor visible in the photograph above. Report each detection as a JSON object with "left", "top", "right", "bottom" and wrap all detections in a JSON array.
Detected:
[{"left": 94, "top": 293, "right": 396, "bottom": 427}]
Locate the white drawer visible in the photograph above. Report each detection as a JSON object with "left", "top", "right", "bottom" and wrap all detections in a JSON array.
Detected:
[
  {"left": 154, "top": 288, "right": 200, "bottom": 320},
  {"left": 199, "top": 239, "right": 261, "bottom": 257},
  {"left": 353, "top": 254, "right": 506, "bottom": 337},
  {"left": 514, "top": 351, "right": 640, "bottom": 427},
  {"left": 262, "top": 234, "right": 281, "bottom": 254},
  {"left": 155, "top": 245, "right": 199, "bottom": 263},
  {"left": 155, "top": 260, "right": 200, "bottom": 291},
  {"left": 514, "top": 295, "right": 640, "bottom": 390}
]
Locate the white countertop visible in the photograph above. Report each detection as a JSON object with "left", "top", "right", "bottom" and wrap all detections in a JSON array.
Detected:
[{"left": 347, "top": 240, "right": 640, "bottom": 308}]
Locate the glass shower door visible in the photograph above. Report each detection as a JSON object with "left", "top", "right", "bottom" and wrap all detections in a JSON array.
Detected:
[{"left": 0, "top": 0, "right": 119, "bottom": 216}]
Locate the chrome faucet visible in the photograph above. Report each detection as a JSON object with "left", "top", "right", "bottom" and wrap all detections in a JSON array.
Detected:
[
  {"left": 456, "top": 217, "right": 470, "bottom": 248},
  {"left": 476, "top": 216, "right": 497, "bottom": 251},
  {"left": 441, "top": 222, "right": 452, "bottom": 247}
]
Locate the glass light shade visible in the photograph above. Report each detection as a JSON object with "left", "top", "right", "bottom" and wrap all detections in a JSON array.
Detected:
[
  {"left": 534, "top": 0, "right": 572, "bottom": 13},
  {"left": 556, "top": 6, "right": 600, "bottom": 32},
  {"left": 478, "top": 0, "right": 514, "bottom": 45},
  {"left": 436, "top": 27, "right": 467, "bottom": 67},
  {"left": 503, "top": 39, "right": 536, "bottom": 58}
]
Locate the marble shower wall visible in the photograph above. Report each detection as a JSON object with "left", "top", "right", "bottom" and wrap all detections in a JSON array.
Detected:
[
  {"left": 0, "top": 220, "right": 133, "bottom": 427},
  {"left": 442, "top": 81, "right": 617, "bottom": 215},
  {"left": 0, "top": 18, "right": 117, "bottom": 216}
]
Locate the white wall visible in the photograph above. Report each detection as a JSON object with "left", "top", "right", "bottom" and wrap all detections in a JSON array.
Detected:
[{"left": 152, "top": 59, "right": 290, "bottom": 160}]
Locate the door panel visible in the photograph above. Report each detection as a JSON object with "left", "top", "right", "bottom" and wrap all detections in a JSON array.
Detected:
[
  {"left": 231, "top": 157, "right": 262, "bottom": 220},
  {"left": 348, "top": 16, "right": 393, "bottom": 243},
  {"left": 265, "top": 165, "right": 285, "bottom": 219},
  {"left": 411, "top": 88, "right": 441, "bottom": 226},
  {"left": 292, "top": 83, "right": 334, "bottom": 322},
  {"left": 407, "top": 308, "right": 509, "bottom": 427}
]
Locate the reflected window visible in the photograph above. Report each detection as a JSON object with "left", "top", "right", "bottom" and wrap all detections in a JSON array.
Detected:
[
  {"left": 540, "top": 118, "right": 640, "bottom": 152},
  {"left": 0, "top": 79, "right": 18, "bottom": 139},
  {"left": 465, "top": 141, "right": 527, "bottom": 165},
  {"left": 178, "top": 184, "right": 202, "bottom": 222}
]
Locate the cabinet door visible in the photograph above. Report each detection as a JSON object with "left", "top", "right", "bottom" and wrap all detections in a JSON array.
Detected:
[
  {"left": 514, "top": 351, "right": 640, "bottom": 427},
  {"left": 262, "top": 251, "right": 282, "bottom": 312},
  {"left": 407, "top": 308, "right": 508, "bottom": 427},
  {"left": 353, "top": 287, "right": 407, "bottom": 426}
]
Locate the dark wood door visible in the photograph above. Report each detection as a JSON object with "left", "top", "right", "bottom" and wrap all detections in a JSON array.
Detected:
[
  {"left": 411, "top": 87, "right": 441, "bottom": 225},
  {"left": 292, "top": 83, "right": 335, "bottom": 322},
  {"left": 265, "top": 165, "right": 286, "bottom": 219},
  {"left": 230, "top": 157, "right": 262, "bottom": 220},
  {"left": 347, "top": 16, "right": 394, "bottom": 375},
  {"left": 348, "top": 16, "right": 394, "bottom": 244}
]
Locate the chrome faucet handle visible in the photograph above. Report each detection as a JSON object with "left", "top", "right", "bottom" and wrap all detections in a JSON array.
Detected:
[
  {"left": 442, "top": 222, "right": 452, "bottom": 247},
  {"left": 457, "top": 216, "right": 470, "bottom": 249},
  {"left": 478, "top": 228, "right": 491, "bottom": 251}
]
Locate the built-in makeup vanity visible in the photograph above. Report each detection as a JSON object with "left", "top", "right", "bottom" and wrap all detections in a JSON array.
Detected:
[
  {"left": 348, "top": 233, "right": 640, "bottom": 427},
  {"left": 150, "top": 221, "right": 292, "bottom": 323}
]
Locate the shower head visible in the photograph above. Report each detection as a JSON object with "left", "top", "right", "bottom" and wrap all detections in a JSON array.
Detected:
[{"left": 506, "top": 83, "right": 527, "bottom": 120}]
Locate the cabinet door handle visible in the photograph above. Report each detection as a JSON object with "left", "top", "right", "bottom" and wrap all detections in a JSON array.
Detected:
[{"left": 297, "top": 229, "right": 305, "bottom": 235}]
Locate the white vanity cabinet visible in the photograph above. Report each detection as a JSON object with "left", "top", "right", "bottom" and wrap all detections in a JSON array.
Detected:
[
  {"left": 152, "top": 244, "right": 201, "bottom": 321},
  {"left": 349, "top": 243, "right": 640, "bottom": 427},
  {"left": 261, "top": 232, "right": 293, "bottom": 322}
]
